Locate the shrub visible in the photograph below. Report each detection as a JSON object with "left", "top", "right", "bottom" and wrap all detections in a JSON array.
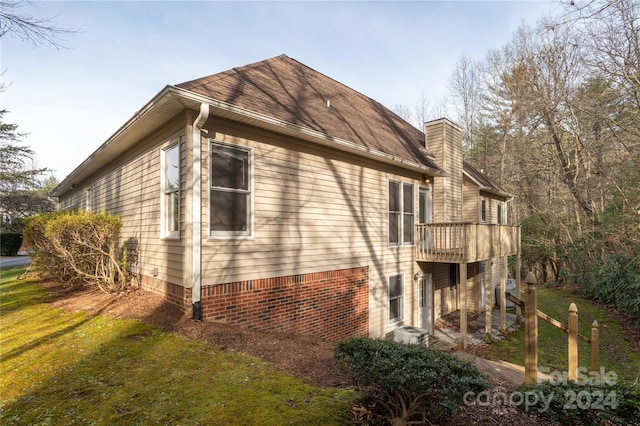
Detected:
[
  {"left": 0, "top": 232, "right": 23, "bottom": 256},
  {"left": 516, "top": 381, "right": 640, "bottom": 425},
  {"left": 334, "top": 337, "right": 491, "bottom": 424},
  {"left": 24, "top": 211, "right": 129, "bottom": 293}
]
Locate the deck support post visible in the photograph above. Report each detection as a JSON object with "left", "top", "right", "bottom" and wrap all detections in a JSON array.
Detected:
[
  {"left": 460, "top": 262, "right": 467, "bottom": 351},
  {"left": 485, "top": 259, "right": 492, "bottom": 343}
]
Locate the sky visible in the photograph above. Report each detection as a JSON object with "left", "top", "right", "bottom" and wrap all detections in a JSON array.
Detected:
[{"left": 2, "top": 0, "right": 561, "bottom": 182}]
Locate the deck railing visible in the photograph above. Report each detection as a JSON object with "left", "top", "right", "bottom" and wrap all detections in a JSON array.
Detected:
[{"left": 415, "top": 223, "right": 520, "bottom": 262}]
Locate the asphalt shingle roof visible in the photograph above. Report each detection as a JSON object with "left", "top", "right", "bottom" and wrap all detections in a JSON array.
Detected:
[{"left": 176, "top": 54, "right": 441, "bottom": 172}]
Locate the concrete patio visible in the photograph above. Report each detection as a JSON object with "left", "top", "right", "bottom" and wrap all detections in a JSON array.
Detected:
[{"left": 432, "top": 309, "right": 520, "bottom": 351}]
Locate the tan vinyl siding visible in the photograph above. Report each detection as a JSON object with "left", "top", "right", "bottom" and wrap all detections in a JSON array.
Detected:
[
  {"left": 199, "top": 118, "right": 423, "bottom": 338},
  {"left": 463, "top": 176, "right": 481, "bottom": 223},
  {"left": 58, "top": 115, "right": 188, "bottom": 288},
  {"left": 427, "top": 120, "right": 463, "bottom": 223}
]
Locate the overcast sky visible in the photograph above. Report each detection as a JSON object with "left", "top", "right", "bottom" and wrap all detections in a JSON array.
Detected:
[{"left": 2, "top": 0, "right": 560, "bottom": 181}]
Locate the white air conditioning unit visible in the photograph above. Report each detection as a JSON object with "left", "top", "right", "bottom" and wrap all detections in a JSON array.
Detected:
[
  {"left": 393, "top": 326, "right": 429, "bottom": 346},
  {"left": 495, "top": 278, "right": 517, "bottom": 307}
]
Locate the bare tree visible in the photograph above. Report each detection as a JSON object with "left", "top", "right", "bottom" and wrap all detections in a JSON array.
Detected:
[
  {"left": 0, "top": 0, "right": 73, "bottom": 48},
  {"left": 392, "top": 104, "right": 413, "bottom": 124},
  {"left": 449, "top": 55, "right": 482, "bottom": 156}
]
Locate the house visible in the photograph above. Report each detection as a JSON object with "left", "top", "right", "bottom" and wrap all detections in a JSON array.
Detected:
[{"left": 51, "top": 55, "right": 520, "bottom": 347}]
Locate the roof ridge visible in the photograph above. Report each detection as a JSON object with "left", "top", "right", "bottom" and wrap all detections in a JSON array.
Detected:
[{"left": 176, "top": 54, "right": 290, "bottom": 88}]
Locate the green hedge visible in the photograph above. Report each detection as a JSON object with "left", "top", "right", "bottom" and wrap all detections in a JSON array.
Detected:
[
  {"left": 0, "top": 232, "right": 23, "bottom": 256},
  {"left": 23, "top": 211, "right": 129, "bottom": 292},
  {"left": 334, "top": 337, "right": 490, "bottom": 424},
  {"left": 516, "top": 381, "right": 640, "bottom": 425}
]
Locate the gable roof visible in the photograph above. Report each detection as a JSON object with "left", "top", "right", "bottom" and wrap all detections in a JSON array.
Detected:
[
  {"left": 53, "top": 55, "right": 450, "bottom": 197},
  {"left": 463, "top": 161, "right": 510, "bottom": 199},
  {"left": 176, "top": 55, "right": 441, "bottom": 173}
]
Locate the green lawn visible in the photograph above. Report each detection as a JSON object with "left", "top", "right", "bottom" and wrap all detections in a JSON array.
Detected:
[
  {"left": 487, "top": 286, "right": 640, "bottom": 385},
  {"left": 0, "top": 267, "right": 355, "bottom": 425}
]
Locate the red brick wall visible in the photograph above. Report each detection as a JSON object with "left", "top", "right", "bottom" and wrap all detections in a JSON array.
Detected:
[{"left": 186, "top": 266, "right": 369, "bottom": 341}]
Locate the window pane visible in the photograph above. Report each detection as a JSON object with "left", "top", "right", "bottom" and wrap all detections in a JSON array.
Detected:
[
  {"left": 403, "top": 184, "right": 413, "bottom": 213},
  {"left": 211, "top": 146, "right": 248, "bottom": 190},
  {"left": 389, "top": 181, "right": 400, "bottom": 212},
  {"left": 389, "top": 275, "right": 402, "bottom": 298},
  {"left": 210, "top": 190, "right": 248, "bottom": 232},
  {"left": 403, "top": 212, "right": 414, "bottom": 243},
  {"left": 389, "top": 212, "right": 399, "bottom": 244},
  {"left": 165, "top": 145, "right": 179, "bottom": 191},
  {"left": 169, "top": 192, "right": 179, "bottom": 232},
  {"left": 389, "top": 298, "right": 400, "bottom": 321}
]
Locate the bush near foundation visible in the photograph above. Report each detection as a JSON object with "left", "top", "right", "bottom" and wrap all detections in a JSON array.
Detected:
[
  {"left": 0, "top": 232, "right": 23, "bottom": 256},
  {"left": 24, "top": 211, "right": 130, "bottom": 293},
  {"left": 334, "top": 337, "right": 490, "bottom": 425},
  {"left": 516, "top": 381, "right": 640, "bottom": 425}
]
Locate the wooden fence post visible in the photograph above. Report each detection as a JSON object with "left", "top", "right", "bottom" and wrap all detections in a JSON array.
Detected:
[
  {"left": 568, "top": 303, "right": 578, "bottom": 382},
  {"left": 524, "top": 272, "right": 538, "bottom": 385},
  {"left": 591, "top": 320, "right": 599, "bottom": 373}
]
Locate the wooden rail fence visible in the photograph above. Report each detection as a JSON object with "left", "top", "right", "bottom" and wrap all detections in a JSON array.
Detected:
[{"left": 509, "top": 273, "right": 600, "bottom": 385}]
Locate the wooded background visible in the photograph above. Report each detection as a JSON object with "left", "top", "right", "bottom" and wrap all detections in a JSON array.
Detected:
[{"left": 397, "top": 0, "right": 640, "bottom": 319}]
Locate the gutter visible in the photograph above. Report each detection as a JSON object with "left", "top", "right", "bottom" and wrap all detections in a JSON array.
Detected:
[
  {"left": 168, "top": 86, "right": 446, "bottom": 178},
  {"left": 191, "top": 103, "right": 209, "bottom": 320}
]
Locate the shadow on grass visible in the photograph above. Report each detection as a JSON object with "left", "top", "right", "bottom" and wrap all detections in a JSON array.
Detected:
[{"left": 0, "top": 276, "right": 353, "bottom": 425}]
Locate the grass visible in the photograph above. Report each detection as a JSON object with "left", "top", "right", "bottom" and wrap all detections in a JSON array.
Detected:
[
  {"left": 487, "top": 286, "right": 640, "bottom": 385},
  {"left": 0, "top": 267, "right": 356, "bottom": 425}
]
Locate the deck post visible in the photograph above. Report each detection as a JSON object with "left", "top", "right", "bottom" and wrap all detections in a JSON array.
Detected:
[
  {"left": 524, "top": 272, "right": 538, "bottom": 385},
  {"left": 500, "top": 255, "right": 507, "bottom": 332},
  {"left": 460, "top": 262, "right": 468, "bottom": 351},
  {"left": 568, "top": 303, "right": 578, "bottom": 382},
  {"left": 485, "top": 259, "right": 492, "bottom": 343}
]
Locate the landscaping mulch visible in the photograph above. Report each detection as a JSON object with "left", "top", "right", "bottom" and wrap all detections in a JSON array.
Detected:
[{"left": 41, "top": 280, "right": 562, "bottom": 425}]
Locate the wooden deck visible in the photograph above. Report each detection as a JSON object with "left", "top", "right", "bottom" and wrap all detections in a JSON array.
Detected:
[{"left": 415, "top": 223, "right": 520, "bottom": 263}]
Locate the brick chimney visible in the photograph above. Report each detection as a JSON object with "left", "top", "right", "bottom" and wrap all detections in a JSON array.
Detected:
[{"left": 424, "top": 118, "right": 463, "bottom": 223}]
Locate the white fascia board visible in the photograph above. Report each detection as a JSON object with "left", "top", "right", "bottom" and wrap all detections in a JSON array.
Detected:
[
  {"left": 52, "top": 85, "right": 444, "bottom": 197},
  {"left": 463, "top": 170, "right": 512, "bottom": 199},
  {"left": 168, "top": 86, "right": 445, "bottom": 177}
]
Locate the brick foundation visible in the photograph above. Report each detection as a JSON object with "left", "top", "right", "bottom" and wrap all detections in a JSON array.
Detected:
[{"left": 182, "top": 266, "right": 369, "bottom": 341}]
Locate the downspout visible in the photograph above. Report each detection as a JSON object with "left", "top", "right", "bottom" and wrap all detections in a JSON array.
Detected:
[{"left": 192, "top": 103, "right": 209, "bottom": 320}]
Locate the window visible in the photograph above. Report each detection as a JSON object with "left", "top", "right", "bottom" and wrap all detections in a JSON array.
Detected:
[
  {"left": 209, "top": 141, "right": 252, "bottom": 237},
  {"left": 161, "top": 144, "right": 180, "bottom": 239},
  {"left": 388, "top": 181, "right": 414, "bottom": 245},
  {"left": 388, "top": 274, "right": 404, "bottom": 324},
  {"left": 497, "top": 203, "right": 506, "bottom": 225},
  {"left": 480, "top": 199, "right": 487, "bottom": 222}
]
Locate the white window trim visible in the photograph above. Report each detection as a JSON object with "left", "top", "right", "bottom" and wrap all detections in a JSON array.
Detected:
[
  {"left": 208, "top": 140, "right": 254, "bottom": 240},
  {"left": 388, "top": 179, "right": 415, "bottom": 247},
  {"left": 388, "top": 273, "right": 405, "bottom": 325},
  {"left": 160, "top": 141, "right": 180, "bottom": 240}
]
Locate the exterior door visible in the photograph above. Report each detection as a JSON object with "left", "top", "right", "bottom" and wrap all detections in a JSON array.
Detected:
[{"left": 418, "top": 273, "right": 434, "bottom": 334}]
